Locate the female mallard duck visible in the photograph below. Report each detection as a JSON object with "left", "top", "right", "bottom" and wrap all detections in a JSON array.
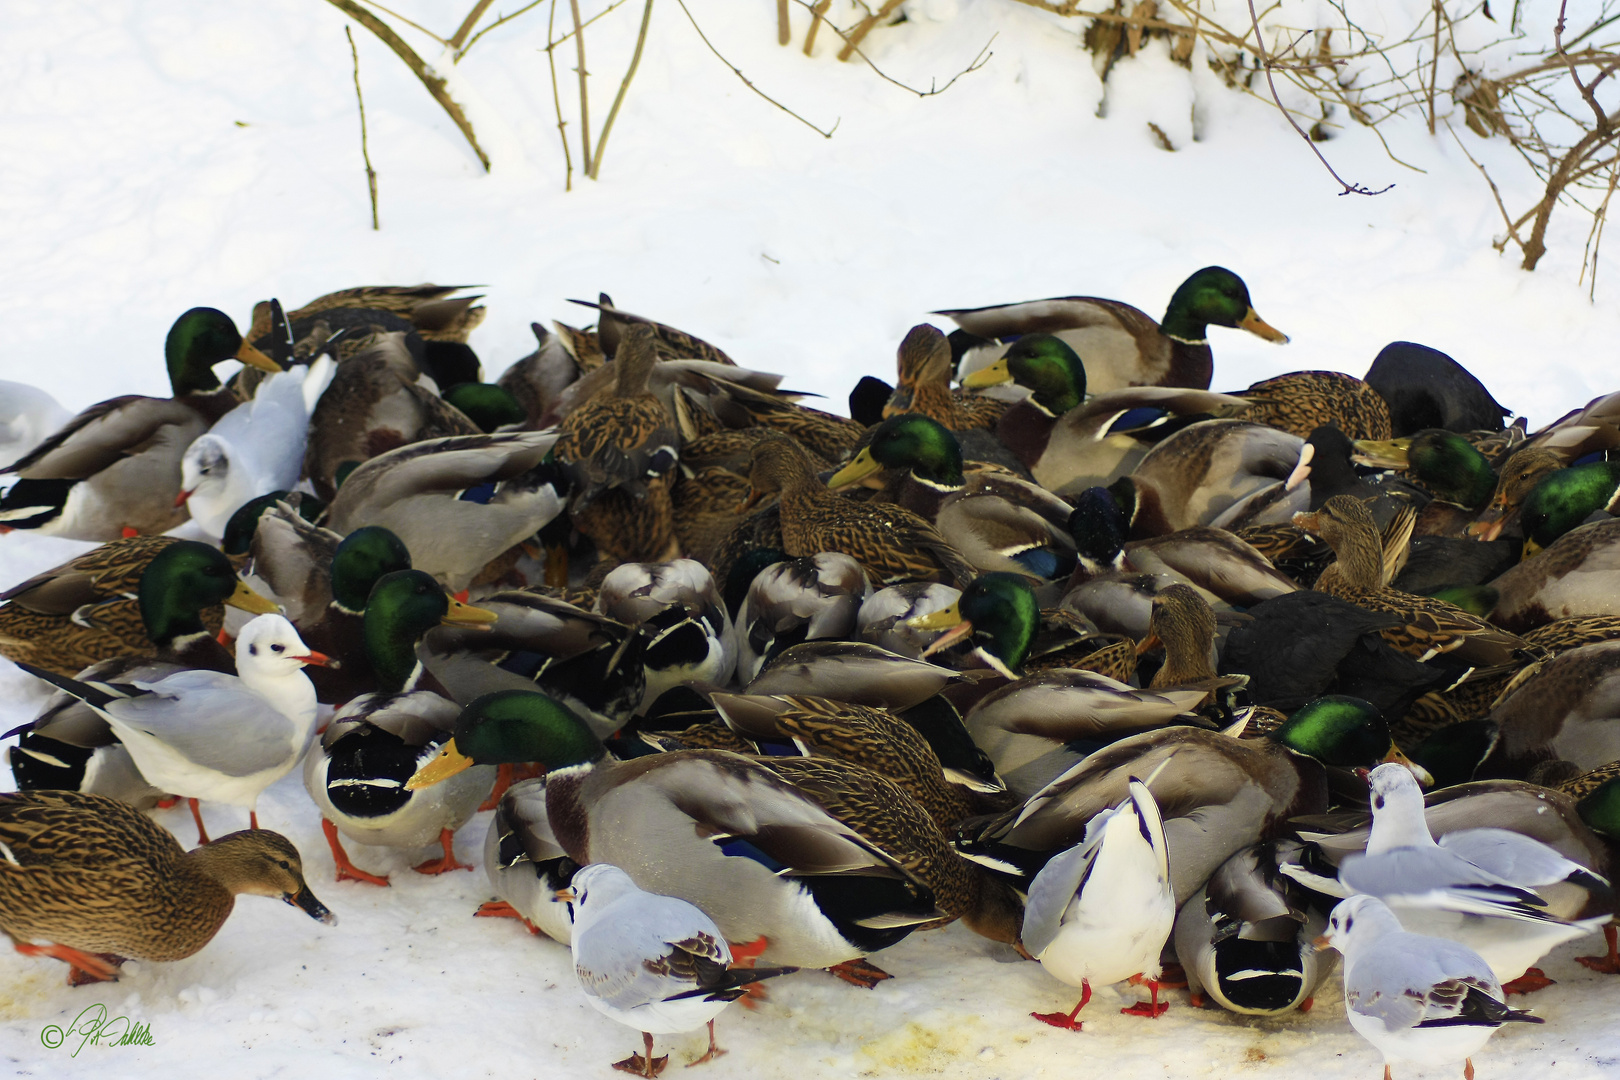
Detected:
[
  {"left": 249, "top": 283, "right": 486, "bottom": 347},
  {"left": 1064, "top": 487, "right": 1298, "bottom": 606},
  {"left": 0, "top": 789, "right": 333, "bottom": 985},
  {"left": 1489, "top": 517, "right": 1620, "bottom": 631},
  {"left": 323, "top": 430, "right": 561, "bottom": 593},
  {"left": 1118, "top": 419, "right": 1307, "bottom": 536},
  {"left": 937, "top": 265, "right": 1289, "bottom": 393},
  {"left": 744, "top": 434, "right": 976, "bottom": 587},
  {"left": 956, "top": 697, "right": 1419, "bottom": 906},
  {"left": 881, "top": 324, "right": 1007, "bottom": 430},
  {"left": 571, "top": 293, "right": 734, "bottom": 365},
  {"left": 0, "top": 308, "right": 281, "bottom": 539},
  {"left": 1295, "top": 495, "right": 1535, "bottom": 665},
  {"left": 0, "top": 535, "right": 279, "bottom": 677},
  {"left": 1236, "top": 370, "right": 1392, "bottom": 441},
  {"left": 595, "top": 560, "right": 737, "bottom": 710},
  {"left": 407, "top": 689, "right": 1022, "bottom": 971},
  {"left": 302, "top": 331, "right": 482, "bottom": 502},
  {"left": 735, "top": 552, "right": 869, "bottom": 683},
  {"left": 1473, "top": 446, "right": 1567, "bottom": 541},
  {"left": 828, "top": 413, "right": 1077, "bottom": 580},
  {"left": 958, "top": 334, "right": 1254, "bottom": 491},
  {"left": 556, "top": 323, "right": 683, "bottom": 564}
]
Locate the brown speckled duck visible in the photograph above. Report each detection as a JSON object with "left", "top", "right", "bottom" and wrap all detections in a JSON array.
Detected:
[{"left": 0, "top": 790, "right": 334, "bottom": 985}]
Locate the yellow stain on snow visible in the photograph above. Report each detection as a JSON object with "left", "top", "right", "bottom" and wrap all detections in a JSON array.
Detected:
[
  {"left": 0, "top": 969, "right": 59, "bottom": 1020},
  {"left": 857, "top": 1018, "right": 981, "bottom": 1072}
]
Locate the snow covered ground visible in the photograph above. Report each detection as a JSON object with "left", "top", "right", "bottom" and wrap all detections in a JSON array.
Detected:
[{"left": 3, "top": 1, "right": 1620, "bottom": 1077}]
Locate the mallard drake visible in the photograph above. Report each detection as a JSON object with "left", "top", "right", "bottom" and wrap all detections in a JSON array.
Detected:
[
  {"left": 1024, "top": 778, "right": 1177, "bottom": 1027},
  {"left": 0, "top": 535, "right": 278, "bottom": 677},
  {"left": 302, "top": 331, "right": 482, "bottom": 501},
  {"left": 744, "top": 640, "right": 960, "bottom": 709},
  {"left": 957, "top": 698, "right": 1418, "bottom": 906},
  {"left": 563, "top": 862, "right": 797, "bottom": 1077},
  {"left": 1511, "top": 461, "right": 1620, "bottom": 558},
  {"left": 16, "top": 615, "right": 329, "bottom": 843},
  {"left": 881, "top": 324, "right": 1007, "bottom": 430},
  {"left": 303, "top": 569, "right": 499, "bottom": 884},
  {"left": 903, "top": 571, "right": 1042, "bottom": 679},
  {"left": 178, "top": 357, "right": 334, "bottom": 539},
  {"left": 1362, "top": 341, "right": 1510, "bottom": 436},
  {"left": 595, "top": 560, "right": 737, "bottom": 710},
  {"left": 734, "top": 552, "right": 869, "bottom": 683},
  {"left": 938, "top": 265, "right": 1289, "bottom": 393},
  {"left": 1489, "top": 516, "right": 1620, "bottom": 631},
  {"left": 1064, "top": 487, "right": 1298, "bottom": 605},
  {"left": 960, "top": 334, "right": 1255, "bottom": 492},
  {"left": 1119, "top": 419, "right": 1306, "bottom": 536},
  {"left": 421, "top": 588, "right": 647, "bottom": 733},
  {"left": 323, "top": 430, "right": 560, "bottom": 592},
  {"left": 830, "top": 414, "right": 1076, "bottom": 580},
  {"left": 1295, "top": 496, "right": 1535, "bottom": 665},
  {"left": 0, "top": 789, "right": 332, "bottom": 985},
  {"left": 556, "top": 324, "right": 683, "bottom": 564},
  {"left": 1352, "top": 428, "right": 1497, "bottom": 535},
  {"left": 1173, "top": 842, "right": 1333, "bottom": 1015},
  {"left": 476, "top": 775, "right": 579, "bottom": 942},
  {"left": 1236, "top": 370, "right": 1392, "bottom": 441},
  {"left": 407, "top": 689, "right": 1014, "bottom": 969},
  {"left": 744, "top": 434, "right": 976, "bottom": 587},
  {"left": 0, "top": 308, "right": 281, "bottom": 539}
]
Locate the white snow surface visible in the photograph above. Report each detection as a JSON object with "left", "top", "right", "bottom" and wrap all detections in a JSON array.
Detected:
[{"left": 3, "top": 1, "right": 1619, "bottom": 1077}]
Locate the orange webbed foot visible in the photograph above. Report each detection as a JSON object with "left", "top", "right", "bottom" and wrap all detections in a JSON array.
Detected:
[
  {"left": 412, "top": 827, "right": 474, "bottom": 875},
  {"left": 1501, "top": 967, "right": 1556, "bottom": 995},
  {"left": 825, "top": 958, "right": 892, "bottom": 988}
]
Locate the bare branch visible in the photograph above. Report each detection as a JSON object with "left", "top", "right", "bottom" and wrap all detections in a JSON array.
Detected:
[
  {"left": 590, "top": 0, "right": 655, "bottom": 179},
  {"left": 355, "top": 0, "right": 448, "bottom": 44},
  {"left": 791, "top": 0, "right": 993, "bottom": 97},
  {"left": 568, "top": 0, "right": 592, "bottom": 173},
  {"left": 324, "top": 0, "right": 491, "bottom": 171},
  {"left": 458, "top": 0, "right": 548, "bottom": 59},
  {"left": 345, "top": 25, "right": 380, "bottom": 229},
  {"left": 674, "top": 0, "right": 838, "bottom": 138},
  {"left": 450, "top": 0, "right": 498, "bottom": 49},
  {"left": 545, "top": 0, "right": 574, "bottom": 191},
  {"left": 840, "top": 0, "right": 904, "bottom": 62}
]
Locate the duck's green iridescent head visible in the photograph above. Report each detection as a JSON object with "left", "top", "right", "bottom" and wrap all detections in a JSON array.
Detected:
[
  {"left": 443, "top": 382, "right": 527, "bottom": 433},
  {"left": 836, "top": 413, "right": 964, "bottom": 489},
  {"left": 1159, "top": 267, "right": 1288, "bottom": 345},
  {"left": 1519, "top": 461, "right": 1620, "bottom": 558},
  {"left": 220, "top": 492, "right": 326, "bottom": 556},
  {"left": 139, "top": 540, "right": 279, "bottom": 644},
  {"left": 363, "top": 569, "right": 496, "bottom": 691},
  {"left": 912, "top": 572, "right": 1038, "bottom": 677},
  {"left": 1066, "top": 486, "right": 1129, "bottom": 573},
  {"left": 164, "top": 307, "right": 280, "bottom": 396},
  {"left": 1576, "top": 775, "right": 1620, "bottom": 839},
  {"left": 1270, "top": 695, "right": 1414, "bottom": 771},
  {"left": 331, "top": 527, "right": 413, "bottom": 613},
  {"left": 1410, "top": 720, "right": 1495, "bottom": 789},
  {"left": 406, "top": 689, "right": 605, "bottom": 790},
  {"left": 1403, "top": 429, "right": 1498, "bottom": 510},
  {"left": 959, "top": 335, "right": 1086, "bottom": 416}
]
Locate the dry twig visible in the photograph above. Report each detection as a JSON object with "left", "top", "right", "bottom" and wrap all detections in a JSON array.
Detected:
[
  {"left": 590, "top": 0, "right": 655, "bottom": 178},
  {"left": 545, "top": 0, "right": 575, "bottom": 190},
  {"left": 569, "top": 0, "right": 593, "bottom": 173},
  {"left": 345, "top": 25, "right": 380, "bottom": 229},
  {"left": 675, "top": 0, "right": 838, "bottom": 137},
  {"left": 792, "top": 0, "right": 994, "bottom": 97}
]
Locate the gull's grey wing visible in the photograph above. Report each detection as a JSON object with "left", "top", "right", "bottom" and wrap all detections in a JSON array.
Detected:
[{"left": 107, "top": 672, "right": 299, "bottom": 777}]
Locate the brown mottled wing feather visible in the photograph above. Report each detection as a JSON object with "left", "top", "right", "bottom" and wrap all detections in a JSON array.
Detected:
[
  {"left": 1327, "top": 583, "right": 1537, "bottom": 666},
  {"left": 1239, "top": 371, "right": 1392, "bottom": 441},
  {"left": 781, "top": 493, "right": 975, "bottom": 588}
]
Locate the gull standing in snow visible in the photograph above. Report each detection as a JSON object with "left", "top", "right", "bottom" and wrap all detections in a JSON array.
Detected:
[
  {"left": 1021, "top": 775, "right": 1177, "bottom": 1029},
  {"left": 1320, "top": 763, "right": 1613, "bottom": 986},
  {"left": 1320, "top": 894, "right": 1543, "bottom": 1080},
  {"left": 562, "top": 863, "right": 796, "bottom": 1077},
  {"left": 16, "top": 614, "right": 329, "bottom": 843}
]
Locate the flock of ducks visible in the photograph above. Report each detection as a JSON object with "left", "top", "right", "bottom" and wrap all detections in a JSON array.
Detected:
[{"left": 1, "top": 273, "right": 1619, "bottom": 1080}]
